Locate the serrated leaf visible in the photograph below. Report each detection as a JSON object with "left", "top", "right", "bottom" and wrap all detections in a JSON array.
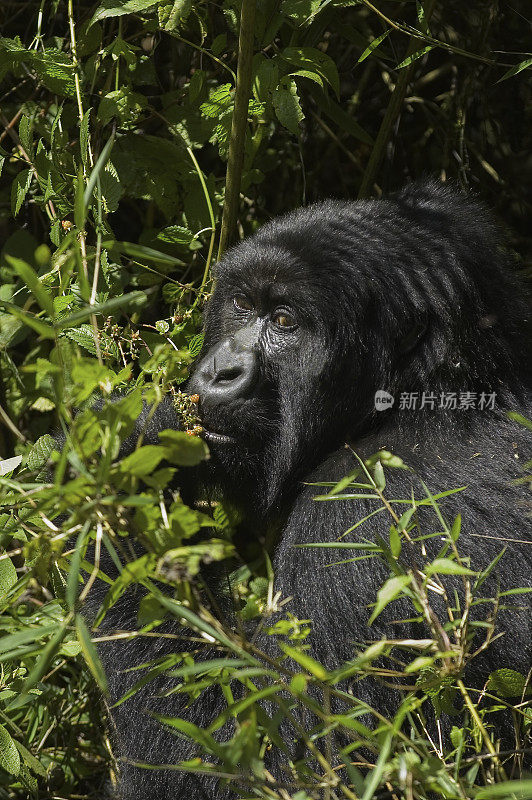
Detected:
[
  {"left": 89, "top": 0, "right": 158, "bottom": 27},
  {"left": 158, "top": 0, "right": 192, "bottom": 30},
  {"left": 13, "top": 740, "right": 47, "bottom": 777},
  {"left": 25, "top": 434, "right": 56, "bottom": 470},
  {"left": 0, "top": 725, "right": 20, "bottom": 775},
  {"left": 18, "top": 114, "right": 33, "bottom": 158},
  {"left": 33, "top": 49, "right": 76, "bottom": 96},
  {"left": 62, "top": 324, "right": 119, "bottom": 359},
  {"left": 487, "top": 668, "right": 530, "bottom": 698},
  {"left": 11, "top": 168, "right": 32, "bottom": 216},
  {"left": 188, "top": 332, "right": 204, "bottom": 358},
  {"left": 100, "top": 160, "right": 123, "bottom": 213},
  {"left": 273, "top": 78, "right": 303, "bottom": 135},
  {"left": 0, "top": 556, "right": 17, "bottom": 600}
]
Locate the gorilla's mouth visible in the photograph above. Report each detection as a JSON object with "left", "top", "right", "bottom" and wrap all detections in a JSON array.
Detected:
[{"left": 203, "top": 429, "right": 236, "bottom": 445}]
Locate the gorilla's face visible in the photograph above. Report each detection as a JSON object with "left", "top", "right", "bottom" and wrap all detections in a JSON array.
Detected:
[{"left": 187, "top": 237, "right": 366, "bottom": 504}]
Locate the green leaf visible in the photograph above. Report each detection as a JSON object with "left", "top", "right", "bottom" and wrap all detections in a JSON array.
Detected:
[
  {"left": 13, "top": 740, "right": 46, "bottom": 777},
  {"left": 63, "top": 323, "right": 119, "bottom": 359},
  {"left": 9, "top": 622, "right": 69, "bottom": 708},
  {"left": 106, "top": 240, "right": 184, "bottom": 266},
  {"left": 425, "top": 558, "right": 475, "bottom": 576},
  {"left": 158, "top": 429, "right": 209, "bottom": 466},
  {"left": 396, "top": 46, "right": 433, "bottom": 70},
  {"left": 280, "top": 642, "right": 328, "bottom": 680},
  {"left": 11, "top": 168, "right": 32, "bottom": 216},
  {"left": 281, "top": 0, "right": 321, "bottom": 24},
  {"left": 282, "top": 46, "right": 340, "bottom": 97},
  {"left": 89, "top": 0, "right": 158, "bottom": 27},
  {"left": 8, "top": 255, "right": 54, "bottom": 315},
  {"left": 158, "top": 0, "right": 192, "bottom": 30},
  {"left": 188, "top": 332, "right": 204, "bottom": 358},
  {"left": 75, "top": 614, "right": 108, "bottom": 693},
  {"left": 487, "top": 668, "right": 530, "bottom": 698},
  {"left": 373, "top": 459, "right": 385, "bottom": 490},
  {"left": 0, "top": 724, "right": 20, "bottom": 776},
  {"left": 74, "top": 166, "right": 86, "bottom": 230},
  {"left": 55, "top": 290, "right": 149, "bottom": 330},
  {"left": 84, "top": 132, "right": 115, "bottom": 209},
  {"left": 120, "top": 445, "right": 166, "bottom": 476},
  {"left": 476, "top": 780, "right": 532, "bottom": 799},
  {"left": 507, "top": 411, "right": 532, "bottom": 431},
  {"left": 273, "top": 77, "right": 304, "bottom": 135},
  {"left": 80, "top": 108, "right": 91, "bottom": 166},
  {"left": 18, "top": 114, "right": 33, "bottom": 158},
  {"left": 98, "top": 89, "right": 147, "bottom": 127},
  {"left": 0, "top": 299, "right": 55, "bottom": 338},
  {"left": 369, "top": 575, "right": 411, "bottom": 624},
  {"left": 0, "top": 456, "right": 23, "bottom": 476},
  {"left": 100, "top": 161, "right": 123, "bottom": 213},
  {"left": 208, "top": 684, "right": 282, "bottom": 732},
  {"left": 0, "top": 556, "right": 17, "bottom": 601},
  {"left": 152, "top": 714, "right": 224, "bottom": 758},
  {"left": 357, "top": 31, "right": 390, "bottom": 63},
  {"left": 498, "top": 57, "right": 532, "bottom": 83},
  {"left": 25, "top": 434, "right": 56, "bottom": 470},
  {"left": 450, "top": 513, "right": 461, "bottom": 542},
  {"left": 33, "top": 49, "right": 75, "bottom": 96}
]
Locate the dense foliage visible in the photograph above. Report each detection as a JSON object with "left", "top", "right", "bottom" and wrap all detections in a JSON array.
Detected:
[{"left": 0, "top": 0, "right": 530, "bottom": 798}]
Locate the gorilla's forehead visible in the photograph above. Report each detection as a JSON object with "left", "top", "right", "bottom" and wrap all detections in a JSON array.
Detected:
[
  {"left": 217, "top": 199, "right": 395, "bottom": 294},
  {"left": 217, "top": 241, "right": 322, "bottom": 297}
]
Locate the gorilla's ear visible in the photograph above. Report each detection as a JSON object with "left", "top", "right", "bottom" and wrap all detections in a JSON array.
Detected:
[{"left": 398, "top": 316, "right": 429, "bottom": 354}]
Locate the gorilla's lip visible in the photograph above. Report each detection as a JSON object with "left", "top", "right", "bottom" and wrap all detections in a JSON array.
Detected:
[{"left": 202, "top": 429, "right": 236, "bottom": 445}]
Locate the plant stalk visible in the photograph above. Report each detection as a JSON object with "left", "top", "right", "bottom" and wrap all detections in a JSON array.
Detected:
[
  {"left": 217, "top": 0, "right": 256, "bottom": 259},
  {"left": 358, "top": 0, "right": 436, "bottom": 198}
]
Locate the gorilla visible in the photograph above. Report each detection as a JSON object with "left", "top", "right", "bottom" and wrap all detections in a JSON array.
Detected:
[{"left": 87, "top": 181, "right": 531, "bottom": 799}]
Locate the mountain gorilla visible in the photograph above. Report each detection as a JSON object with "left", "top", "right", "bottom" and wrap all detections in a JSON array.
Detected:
[{"left": 92, "top": 182, "right": 530, "bottom": 799}]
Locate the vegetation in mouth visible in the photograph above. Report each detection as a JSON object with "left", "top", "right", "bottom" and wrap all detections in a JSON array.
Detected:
[{"left": 172, "top": 390, "right": 203, "bottom": 436}]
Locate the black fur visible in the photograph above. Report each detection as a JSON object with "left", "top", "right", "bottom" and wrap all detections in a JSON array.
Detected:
[{"left": 90, "top": 182, "right": 531, "bottom": 798}]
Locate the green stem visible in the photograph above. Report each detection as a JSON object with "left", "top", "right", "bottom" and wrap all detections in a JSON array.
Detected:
[
  {"left": 217, "top": 0, "right": 256, "bottom": 259},
  {"left": 358, "top": 0, "right": 437, "bottom": 198}
]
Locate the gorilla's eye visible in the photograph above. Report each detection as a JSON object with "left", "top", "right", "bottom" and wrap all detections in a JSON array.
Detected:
[
  {"left": 272, "top": 310, "right": 296, "bottom": 329},
  {"left": 233, "top": 295, "right": 254, "bottom": 312}
]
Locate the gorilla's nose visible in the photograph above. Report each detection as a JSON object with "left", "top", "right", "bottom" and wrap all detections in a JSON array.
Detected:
[{"left": 191, "top": 338, "right": 258, "bottom": 406}]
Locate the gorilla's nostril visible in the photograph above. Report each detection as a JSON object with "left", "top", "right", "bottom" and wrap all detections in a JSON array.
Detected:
[{"left": 215, "top": 366, "right": 243, "bottom": 384}]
